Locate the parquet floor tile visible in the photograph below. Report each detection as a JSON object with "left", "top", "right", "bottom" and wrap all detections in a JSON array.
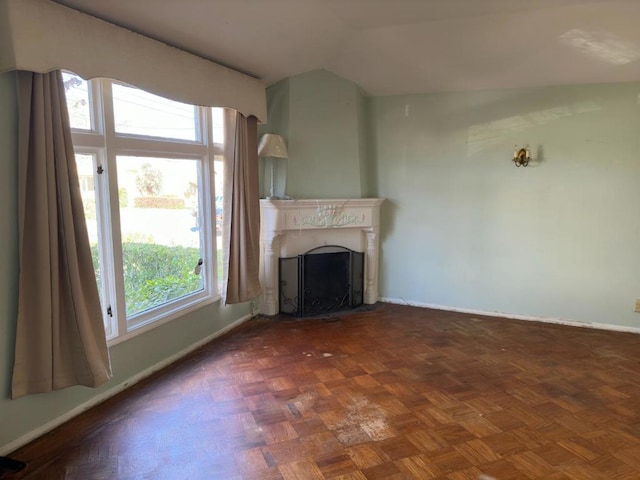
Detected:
[{"left": 7, "top": 303, "right": 640, "bottom": 479}]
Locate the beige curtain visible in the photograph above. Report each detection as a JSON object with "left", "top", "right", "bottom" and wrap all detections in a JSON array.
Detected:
[
  {"left": 222, "top": 109, "right": 262, "bottom": 304},
  {"left": 11, "top": 70, "right": 112, "bottom": 399}
]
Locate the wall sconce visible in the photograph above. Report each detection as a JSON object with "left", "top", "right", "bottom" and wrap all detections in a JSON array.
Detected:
[{"left": 512, "top": 145, "right": 532, "bottom": 167}]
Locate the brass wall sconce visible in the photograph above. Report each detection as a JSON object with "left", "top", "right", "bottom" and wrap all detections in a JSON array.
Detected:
[{"left": 512, "top": 146, "right": 532, "bottom": 167}]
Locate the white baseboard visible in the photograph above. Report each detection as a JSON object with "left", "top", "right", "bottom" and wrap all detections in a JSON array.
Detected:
[
  {"left": 380, "top": 297, "right": 640, "bottom": 335},
  {"left": 0, "top": 314, "right": 253, "bottom": 456}
]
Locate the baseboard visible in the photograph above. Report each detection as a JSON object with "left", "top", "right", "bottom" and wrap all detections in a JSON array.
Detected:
[
  {"left": 0, "top": 313, "right": 254, "bottom": 456},
  {"left": 380, "top": 297, "right": 640, "bottom": 335}
]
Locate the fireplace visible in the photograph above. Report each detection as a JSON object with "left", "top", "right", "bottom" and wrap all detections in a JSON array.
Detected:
[
  {"left": 280, "top": 245, "right": 364, "bottom": 317},
  {"left": 259, "top": 198, "right": 384, "bottom": 315}
]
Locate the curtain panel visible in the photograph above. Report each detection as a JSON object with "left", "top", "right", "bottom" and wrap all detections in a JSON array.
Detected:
[
  {"left": 11, "top": 70, "right": 111, "bottom": 399},
  {"left": 222, "top": 109, "right": 262, "bottom": 304}
]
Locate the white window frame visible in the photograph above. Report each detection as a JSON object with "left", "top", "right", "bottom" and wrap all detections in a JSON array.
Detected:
[{"left": 67, "top": 76, "right": 222, "bottom": 345}]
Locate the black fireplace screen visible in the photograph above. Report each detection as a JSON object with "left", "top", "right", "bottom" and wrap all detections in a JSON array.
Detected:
[{"left": 279, "top": 245, "right": 364, "bottom": 317}]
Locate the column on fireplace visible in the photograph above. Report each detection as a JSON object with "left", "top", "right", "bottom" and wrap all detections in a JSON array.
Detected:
[{"left": 261, "top": 231, "right": 281, "bottom": 315}]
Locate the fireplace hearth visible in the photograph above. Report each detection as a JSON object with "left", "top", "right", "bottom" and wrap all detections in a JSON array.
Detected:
[{"left": 280, "top": 245, "right": 364, "bottom": 317}]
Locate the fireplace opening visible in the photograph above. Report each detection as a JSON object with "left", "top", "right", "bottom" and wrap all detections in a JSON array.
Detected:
[{"left": 279, "top": 245, "right": 364, "bottom": 317}]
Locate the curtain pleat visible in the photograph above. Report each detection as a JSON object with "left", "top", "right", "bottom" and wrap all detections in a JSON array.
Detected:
[
  {"left": 222, "top": 109, "right": 262, "bottom": 304},
  {"left": 11, "top": 70, "right": 111, "bottom": 399}
]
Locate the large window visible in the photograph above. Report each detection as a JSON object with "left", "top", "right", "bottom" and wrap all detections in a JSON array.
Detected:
[{"left": 63, "top": 72, "right": 225, "bottom": 343}]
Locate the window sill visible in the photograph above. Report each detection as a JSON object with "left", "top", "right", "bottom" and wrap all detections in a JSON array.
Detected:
[{"left": 107, "top": 293, "right": 222, "bottom": 348}]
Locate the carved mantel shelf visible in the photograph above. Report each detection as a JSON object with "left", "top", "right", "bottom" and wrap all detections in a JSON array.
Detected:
[{"left": 259, "top": 198, "right": 385, "bottom": 315}]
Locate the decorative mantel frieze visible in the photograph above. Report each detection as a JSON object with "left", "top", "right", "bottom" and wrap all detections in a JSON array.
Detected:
[
  {"left": 292, "top": 205, "right": 366, "bottom": 228},
  {"left": 259, "top": 198, "right": 384, "bottom": 315}
]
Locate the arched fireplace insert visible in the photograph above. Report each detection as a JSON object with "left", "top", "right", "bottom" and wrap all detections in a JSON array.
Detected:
[{"left": 279, "top": 245, "right": 364, "bottom": 317}]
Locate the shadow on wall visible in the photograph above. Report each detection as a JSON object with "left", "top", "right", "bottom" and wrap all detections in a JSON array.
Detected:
[{"left": 380, "top": 199, "right": 398, "bottom": 243}]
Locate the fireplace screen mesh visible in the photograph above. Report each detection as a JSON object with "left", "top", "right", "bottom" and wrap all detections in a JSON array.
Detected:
[{"left": 279, "top": 245, "right": 364, "bottom": 317}]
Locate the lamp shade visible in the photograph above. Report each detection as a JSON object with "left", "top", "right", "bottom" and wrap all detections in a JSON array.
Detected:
[{"left": 258, "top": 134, "right": 288, "bottom": 159}]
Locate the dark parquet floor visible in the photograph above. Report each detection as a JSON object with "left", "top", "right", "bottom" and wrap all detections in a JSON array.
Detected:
[{"left": 8, "top": 303, "right": 640, "bottom": 479}]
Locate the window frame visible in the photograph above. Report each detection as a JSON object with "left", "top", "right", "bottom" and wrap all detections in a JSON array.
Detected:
[{"left": 67, "top": 75, "right": 223, "bottom": 345}]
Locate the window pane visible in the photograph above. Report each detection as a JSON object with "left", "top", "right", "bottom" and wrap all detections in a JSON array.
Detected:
[
  {"left": 212, "top": 107, "right": 225, "bottom": 283},
  {"left": 113, "top": 84, "right": 198, "bottom": 141},
  {"left": 117, "top": 156, "right": 204, "bottom": 318},
  {"left": 212, "top": 107, "right": 224, "bottom": 145},
  {"left": 76, "top": 153, "right": 110, "bottom": 333},
  {"left": 63, "top": 72, "right": 91, "bottom": 130},
  {"left": 214, "top": 157, "right": 224, "bottom": 281}
]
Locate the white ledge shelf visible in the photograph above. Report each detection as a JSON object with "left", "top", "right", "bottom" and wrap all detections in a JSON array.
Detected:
[{"left": 259, "top": 198, "right": 384, "bottom": 315}]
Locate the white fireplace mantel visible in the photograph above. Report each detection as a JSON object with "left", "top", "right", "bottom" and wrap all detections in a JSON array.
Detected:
[{"left": 259, "top": 198, "right": 384, "bottom": 315}]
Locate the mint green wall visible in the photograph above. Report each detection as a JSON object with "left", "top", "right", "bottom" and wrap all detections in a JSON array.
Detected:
[
  {"left": 268, "top": 70, "right": 367, "bottom": 199},
  {"left": 371, "top": 83, "right": 640, "bottom": 328},
  {"left": 264, "top": 71, "right": 640, "bottom": 328},
  {"left": 0, "top": 72, "right": 251, "bottom": 451},
  {"left": 357, "top": 86, "right": 372, "bottom": 197},
  {"left": 259, "top": 78, "right": 289, "bottom": 198}
]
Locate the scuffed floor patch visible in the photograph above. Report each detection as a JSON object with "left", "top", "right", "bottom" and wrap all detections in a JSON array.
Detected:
[{"left": 331, "top": 395, "right": 396, "bottom": 445}]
